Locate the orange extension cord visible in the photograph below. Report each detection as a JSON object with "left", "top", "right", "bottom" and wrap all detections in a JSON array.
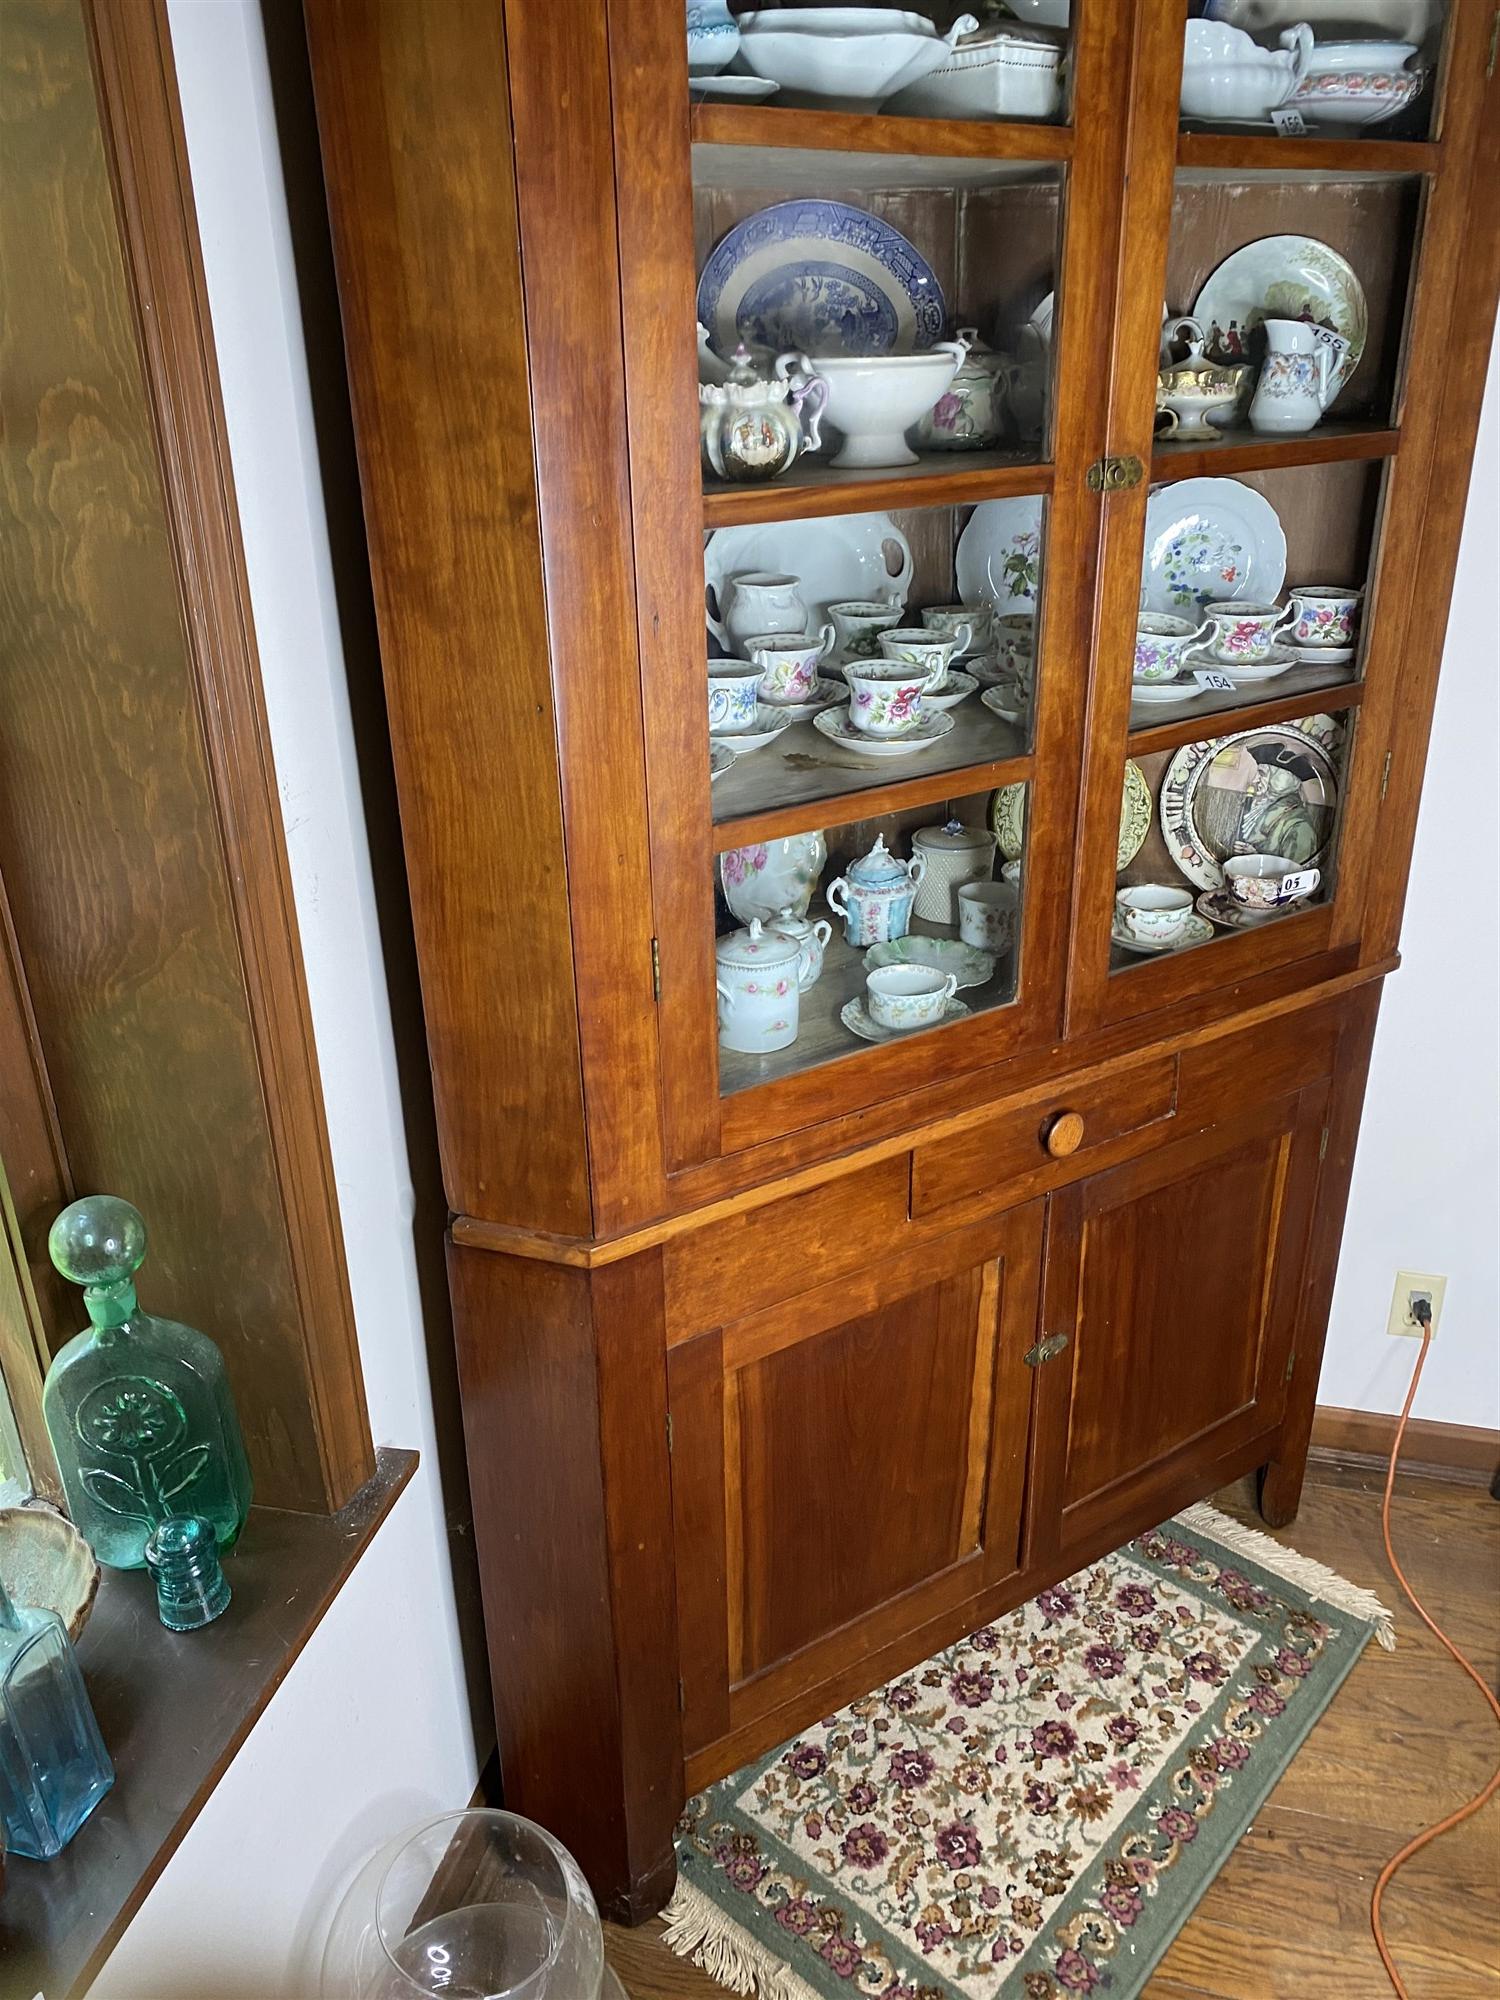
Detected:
[{"left": 1371, "top": 1311, "right": 1500, "bottom": 1996}]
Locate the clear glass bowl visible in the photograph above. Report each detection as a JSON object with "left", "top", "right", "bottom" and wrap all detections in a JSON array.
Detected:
[{"left": 321, "top": 1810, "right": 608, "bottom": 1999}]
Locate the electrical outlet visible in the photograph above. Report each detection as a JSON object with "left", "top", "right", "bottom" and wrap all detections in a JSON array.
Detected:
[{"left": 1387, "top": 1270, "right": 1447, "bottom": 1339}]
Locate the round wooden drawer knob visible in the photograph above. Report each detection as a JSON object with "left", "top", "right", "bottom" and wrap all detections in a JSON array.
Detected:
[{"left": 1042, "top": 1110, "right": 1086, "bottom": 1158}]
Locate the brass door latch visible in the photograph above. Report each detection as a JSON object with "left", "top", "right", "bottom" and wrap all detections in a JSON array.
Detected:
[
  {"left": 1024, "top": 1332, "right": 1071, "bottom": 1367},
  {"left": 1087, "top": 455, "right": 1145, "bottom": 493}
]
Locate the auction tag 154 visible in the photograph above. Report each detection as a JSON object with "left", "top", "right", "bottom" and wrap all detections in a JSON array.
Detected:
[
  {"left": 1276, "top": 869, "right": 1319, "bottom": 901},
  {"left": 1271, "top": 107, "right": 1309, "bottom": 136},
  {"left": 1192, "top": 668, "right": 1237, "bottom": 692}
]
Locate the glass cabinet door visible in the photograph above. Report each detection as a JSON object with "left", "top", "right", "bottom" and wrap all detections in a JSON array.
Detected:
[
  {"left": 1068, "top": 0, "right": 1487, "bottom": 1033},
  {"left": 613, "top": 0, "right": 1132, "bottom": 1170}
]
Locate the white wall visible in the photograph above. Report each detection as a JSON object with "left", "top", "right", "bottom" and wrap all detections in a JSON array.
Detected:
[
  {"left": 1318, "top": 327, "right": 1500, "bottom": 1431},
  {"left": 90, "top": 4, "right": 479, "bottom": 1994}
]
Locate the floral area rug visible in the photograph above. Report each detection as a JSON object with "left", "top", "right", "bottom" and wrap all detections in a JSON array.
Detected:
[{"left": 665, "top": 1502, "right": 1393, "bottom": 2000}]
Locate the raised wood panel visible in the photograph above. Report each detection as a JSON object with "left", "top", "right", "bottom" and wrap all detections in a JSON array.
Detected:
[{"left": 1, "top": 0, "right": 368, "bottom": 1508}]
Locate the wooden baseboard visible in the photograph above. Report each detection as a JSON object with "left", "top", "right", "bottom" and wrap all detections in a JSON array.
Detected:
[{"left": 1310, "top": 1404, "right": 1500, "bottom": 1485}]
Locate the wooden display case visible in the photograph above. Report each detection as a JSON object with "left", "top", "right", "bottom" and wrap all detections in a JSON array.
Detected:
[{"left": 303, "top": 0, "right": 1500, "bottom": 1918}]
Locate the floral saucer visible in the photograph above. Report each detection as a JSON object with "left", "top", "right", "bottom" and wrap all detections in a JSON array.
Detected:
[
  {"left": 865, "top": 936, "right": 996, "bottom": 988},
  {"left": 710, "top": 704, "right": 798, "bottom": 754},
  {"left": 812, "top": 707, "right": 955, "bottom": 758},
  {"left": 840, "top": 994, "right": 970, "bottom": 1043},
  {"left": 1290, "top": 642, "right": 1355, "bottom": 667},
  {"left": 1130, "top": 675, "right": 1206, "bottom": 707},
  {"left": 764, "top": 681, "right": 849, "bottom": 723},
  {"left": 979, "top": 682, "right": 1029, "bottom": 727},
  {"left": 709, "top": 742, "right": 736, "bottom": 781},
  {"left": 1111, "top": 911, "right": 1216, "bottom": 956},
  {"left": 921, "top": 671, "right": 979, "bottom": 711},
  {"left": 1184, "top": 644, "right": 1295, "bottom": 683}
]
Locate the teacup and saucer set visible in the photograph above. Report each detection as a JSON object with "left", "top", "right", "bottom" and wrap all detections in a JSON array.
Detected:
[
  {"left": 708, "top": 660, "right": 798, "bottom": 756},
  {"left": 840, "top": 963, "right": 970, "bottom": 1044},
  {"left": 816, "top": 632, "right": 970, "bottom": 758},
  {"left": 1184, "top": 601, "right": 1298, "bottom": 684},
  {"left": 1198, "top": 856, "right": 1321, "bottom": 931},
  {"left": 1130, "top": 612, "right": 1212, "bottom": 710},
  {"left": 1112, "top": 883, "right": 1214, "bottom": 956},
  {"left": 1284, "top": 585, "right": 1362, "bottom": 668}
]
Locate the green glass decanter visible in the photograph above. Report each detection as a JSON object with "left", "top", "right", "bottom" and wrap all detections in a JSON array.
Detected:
[{"left": 43, "top": 1196, "right": 253, "bottom": 1570}]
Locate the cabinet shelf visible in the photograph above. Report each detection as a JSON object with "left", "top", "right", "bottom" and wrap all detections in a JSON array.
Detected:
[
  {"left": 712, "top": 717, "right": 1029, "bottom": 850},
  {"left": 1126, "top": 666, "right": 1361, "bottom": 758},
  {"left": 703, "top": 451, "right": 1050, "bottom": 529},
  {"left": 690, "top": 102, "right": 1072, "bottom": 168},
  {"left": 1150, "top": 422, "right": 1398, "bottom": 484},
  {"left": 1176, "top": 132, "right": 1437, "bottom": 179}
]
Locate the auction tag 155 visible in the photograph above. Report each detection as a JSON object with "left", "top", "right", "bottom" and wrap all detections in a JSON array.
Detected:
[
  {"left": 1192, "top": 668, "right": 1237, "bottom": 692},
  {"left": 1276, "top": 869, "right": 1318, "bottom": 901},
  {"left": 1271, "top": 107, "right": 1309, "bottom": 136}
]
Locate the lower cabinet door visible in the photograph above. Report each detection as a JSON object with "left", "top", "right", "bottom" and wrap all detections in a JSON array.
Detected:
[
  {"left": 670, "top": 1203, "right": 1044, "bottom": 1777},
  {"left": 1027, "top": 1083, "right": 1330, "bottom": 1564}
]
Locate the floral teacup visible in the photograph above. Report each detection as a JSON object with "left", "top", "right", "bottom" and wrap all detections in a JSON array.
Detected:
[
  {"left": 1201, "top": 601, "right": 1296, "bottom": 662},
  {"left": 743, "top": 625, "right": 836, "bottom": 705},
  {"left": 707, "top": 660, "right": 764, "bottom": 733},
  {"left": 1285, "top": 586, "right": 1362, "bottom": 650},
  {"left": 844, "top": 662, "right": 927, "bottom": 737},
  {"left": 957, "top": 881, "right": 1018, "bottom": 952},
  {"left": 828, "top": 596, "right": 905, "bottom": 663},
  {"left": 920, "top": 604, "right": 991, "bottom": 656},
  {"left": 1134, "top": 612, "right": 1211, "bottom": 683},
  {"left": 1115, "top": 883, "right": 1194, "bottom": 945},
  {"left": 865, "top": 963, "right": 958, "bottom": 1031},
  {"left": 877, "top": 626, "right": 971, "bottom": 693}
]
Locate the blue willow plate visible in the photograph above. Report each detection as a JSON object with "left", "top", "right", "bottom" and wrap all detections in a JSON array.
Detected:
[{"left": 697, "top": 199, "right": 945, "bottom": 358}]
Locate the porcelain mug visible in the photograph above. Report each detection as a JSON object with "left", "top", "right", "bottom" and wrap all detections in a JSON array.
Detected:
[
  {"left": 1248, "top": 319, "right": 1334, "bottom": 436},
  {"left": 1115, "top": 883, "right": 1194, "bottom": 944},
  {"left": 877, "top": 626, "right": 970, "bottom": 693},
  {"left": 828, "top": 596, "right": 905, "bottom": 663},
  {"left": 957, "top": 881, "right": 1018, "bottom": 952},
  {"left": 1134, "top": 612, "right": 1212, "bottom": 683},
  {"left": 721, "top": 572, "right": 807, "bottom": 651},
  {"left": 1224, "top": 854, "right": 1320, "bottom": 911},
  {"left": 1285, "top": 586, "right": 1362, "bottom": 649},
  {"left": 921, "top": 604, "right": 991, "bottom": 656},
  {"left": 744, "top": 625, "right": 835, "bottom": 705},
  {"left": 707, "top": 660, "right": 764, "bottom": 734},
  {"left": 1201, "top": 600, "right": 1296, "bottom": 662},
  {"left": 843, "top": 662, "right": 927, "bottom": 737},
  {"left": 865, "top": 963, "right": 958, "bottom": 1032}
]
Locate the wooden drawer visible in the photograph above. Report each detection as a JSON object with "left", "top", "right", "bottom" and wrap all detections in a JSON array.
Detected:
[
  {"left": 663, "top": 1152, "right": 909, "bottom": 1338},
  {"left": 912, "top": 1054, "right": 1178, "bottom": 1218}
]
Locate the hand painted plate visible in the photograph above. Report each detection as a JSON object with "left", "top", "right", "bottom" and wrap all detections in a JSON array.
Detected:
[
  {"left": 1160, "top": 714, "right": 1343, "bottom": 891},
  {"left": 1192, "top": 235, "right": 1366, "bottom": 396},
  {"left": 1197, "top": 889, "right": 1276, "bottom": 930},
  {"left": 865, "top": 936, "right": 997, "bottom": 987},
  {"left": 704, "top": 512, "right": 914, "bottom": 641},
  {"left": 841, "top": 994, "right": 970, "bottom": 1043},
  {"left": 955, "top": 496, "right": 1046, "bottom": 615},
  {"left": 1141, "top": 477, "right": 1286, "bottom": 616},
  {"left": 812, "top": 707, "right": 955, "bottom": 757},
  {"left": 697, "top": 199, "right": 945, "bottom": 358},
  {"left": 991, "top": 761, "right": 1151, "bottom": 870}
]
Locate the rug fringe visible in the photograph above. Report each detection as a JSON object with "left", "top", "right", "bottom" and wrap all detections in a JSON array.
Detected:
[
  {"left": 1176, "top": 1500, "right": 1396, "bottom": 1650},
  {"left": 662, "top": 1877, "right": 824, "bottom": 2000}
]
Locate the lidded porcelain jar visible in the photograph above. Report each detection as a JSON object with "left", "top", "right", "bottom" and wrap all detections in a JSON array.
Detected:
[
  {"left": 769, "top": 907, "right": 832, "bottom": 990},
  {"left": 700, "top": 346, "right": 828, "bottom": 485},
  {"left": 825, "top": 834, "right": 926, "bottom": 948},
  {"left": 715, "top": 919, "right": 801, "bottom": 1053},
  {"left": 913, "top": 328, "right": 1014, "bottom": 452},
  {"left": 910, "top": 819, "right": 998, "bottom": 923}
]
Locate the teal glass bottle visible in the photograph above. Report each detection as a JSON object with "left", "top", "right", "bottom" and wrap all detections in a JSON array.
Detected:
[
  {"left": 43, "top": 1196, "right": 253, "bottom": 1570},
  {"left": 145, "top": 1515, "right": 231, "bottom": 1632},
  {"left": 0, "top": 1577, "right": 113, "bottom": 1859}
]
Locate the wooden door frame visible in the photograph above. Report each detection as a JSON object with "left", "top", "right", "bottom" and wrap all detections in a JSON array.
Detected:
[{"left": 0, "top": 0, "right": 372, "bottom": 1509}]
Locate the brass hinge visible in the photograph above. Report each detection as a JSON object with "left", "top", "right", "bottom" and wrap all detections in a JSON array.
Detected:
[
  {"left": 1087, "top": 455, "right": 1145, "bottom": 493},
  {"left": 1024, "top": 1331, "right": 1071, "bottom": 1367},
  {"left": 651, "top": 936, "right": 661, "bottom": 1003},
  {"left": 1285, "top": 1349, "right": 1297, "bottom": 1384},
  {"left": 1487, "top": 4, "right": 1499, "bottom": 77},
  {"left": 666, "top": 1411, "right": 674, "bottom": 1452},
  {"left": 1379, "top": 750, "right": 1393, "bottom": 802},
  {"left": 1319, "top": 1124, "right": 1330, "bottom": 1161}
]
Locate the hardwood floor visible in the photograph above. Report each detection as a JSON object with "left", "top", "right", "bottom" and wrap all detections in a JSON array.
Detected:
[{"left": 605, "top": 1461, "right": 1500, "bottom": 1999}]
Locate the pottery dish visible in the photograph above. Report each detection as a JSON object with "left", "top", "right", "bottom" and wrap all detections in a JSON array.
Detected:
[
  {"left": 0, "top": 1508, "right": 100, "bottom": 1644},
  {"left": 1111, "top": 911, "right": 1216, "bottom": 956},
  {"left": 888, "top": 26, "right": 1064, "bottom": 120},
  {"left": 1141, "top": 477, "right": 1287, "bottom": 615},
  {"left": 1289, "top": 47, "right": 1424, "bottom": 125},
  {"left": 812, "top": 343, "right": 969, "bottom": 468},
  {"left": 734, "top": 16, "right": 979, "bottom": 112},
  {"left": 1178, "top": 20, "right": 1312, "bottom": 121}
]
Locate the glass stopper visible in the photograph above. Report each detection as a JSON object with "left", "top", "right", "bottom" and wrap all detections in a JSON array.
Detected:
[
  {"left": 144, "top": 1515, "right": 231, "bottom": 1632},
  {"left": 48, "top": 1196, "right": 148, "bottom": 1328}
]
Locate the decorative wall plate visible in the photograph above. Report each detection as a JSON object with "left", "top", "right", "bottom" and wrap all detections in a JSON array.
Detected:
[
  {"left": 720, "top": 831, "right": 828, "bottom": 923},
  {"left": 1160, "top": 714, "right": 1343, "bottom": 891},
  {"left": 812, "top": 707, "right": 955, "bottom": 757},
  {"left": 955, "top": 496, "right": 1046, "bottom": 615},
  {"left": 866, "top": 936, "right": 997, "bottom": 987},
  {"left": 990, "top": 762, "right": 1151, "bottom": 870},
  {"left": 1141, "top": 477, "right": 1286, "bottom": 615},
  {"left": 704, "top": 512, "right": 914, "bottom": 638},
  {"left": 697, "top": 200, "right": 945, "bottom": 358},
  {"left": 1192, "top": 236, "right": 1367, "bottom": 395}
]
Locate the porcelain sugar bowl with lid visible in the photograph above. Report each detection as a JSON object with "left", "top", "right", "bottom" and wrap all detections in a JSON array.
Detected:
[
  {"left": 715, "top": 919, "right": 801, "bottom": 1054},
  {"left": 912, "top": 327, "right": 1016, "bottom": 452},
  {"left": 769, "top": 908, "right": 833, "bottom": 990},
  {"left": 910, "top": 818, "right": 998, "bottom": 923},
  {"left": 825, "top": 834, "right": 927, "bottom": 948}
]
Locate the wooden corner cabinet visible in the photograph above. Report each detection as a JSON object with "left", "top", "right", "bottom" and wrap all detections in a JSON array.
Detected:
[{"left": 302, "top": 0, "right": 1499, "bottom": 1918}]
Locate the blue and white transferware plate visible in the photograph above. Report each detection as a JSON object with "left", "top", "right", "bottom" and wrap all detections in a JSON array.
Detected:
[
  {"left": 1141, "top": 477, "right": 1286, "bottom": 617},
  {"left": 697, "top": 200, "right": 946, "bottom": 358}
]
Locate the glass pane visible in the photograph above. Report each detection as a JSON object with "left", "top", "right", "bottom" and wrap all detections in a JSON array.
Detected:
[
  {"left": 1179, "top": 0, "right": 1445, "bottom": 142},
  {"left": 716, "top": 784, "right": 1026, "bottom": 1092},
  {"left": 1111, "top": 711, "right": 1350, "bottom": 967},
  {"left": 0, "top": 1369, "right": 30, "bottom": 1510},
  {"left": 687, "top": 3, "right": 1073, "bottom": 129}
]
